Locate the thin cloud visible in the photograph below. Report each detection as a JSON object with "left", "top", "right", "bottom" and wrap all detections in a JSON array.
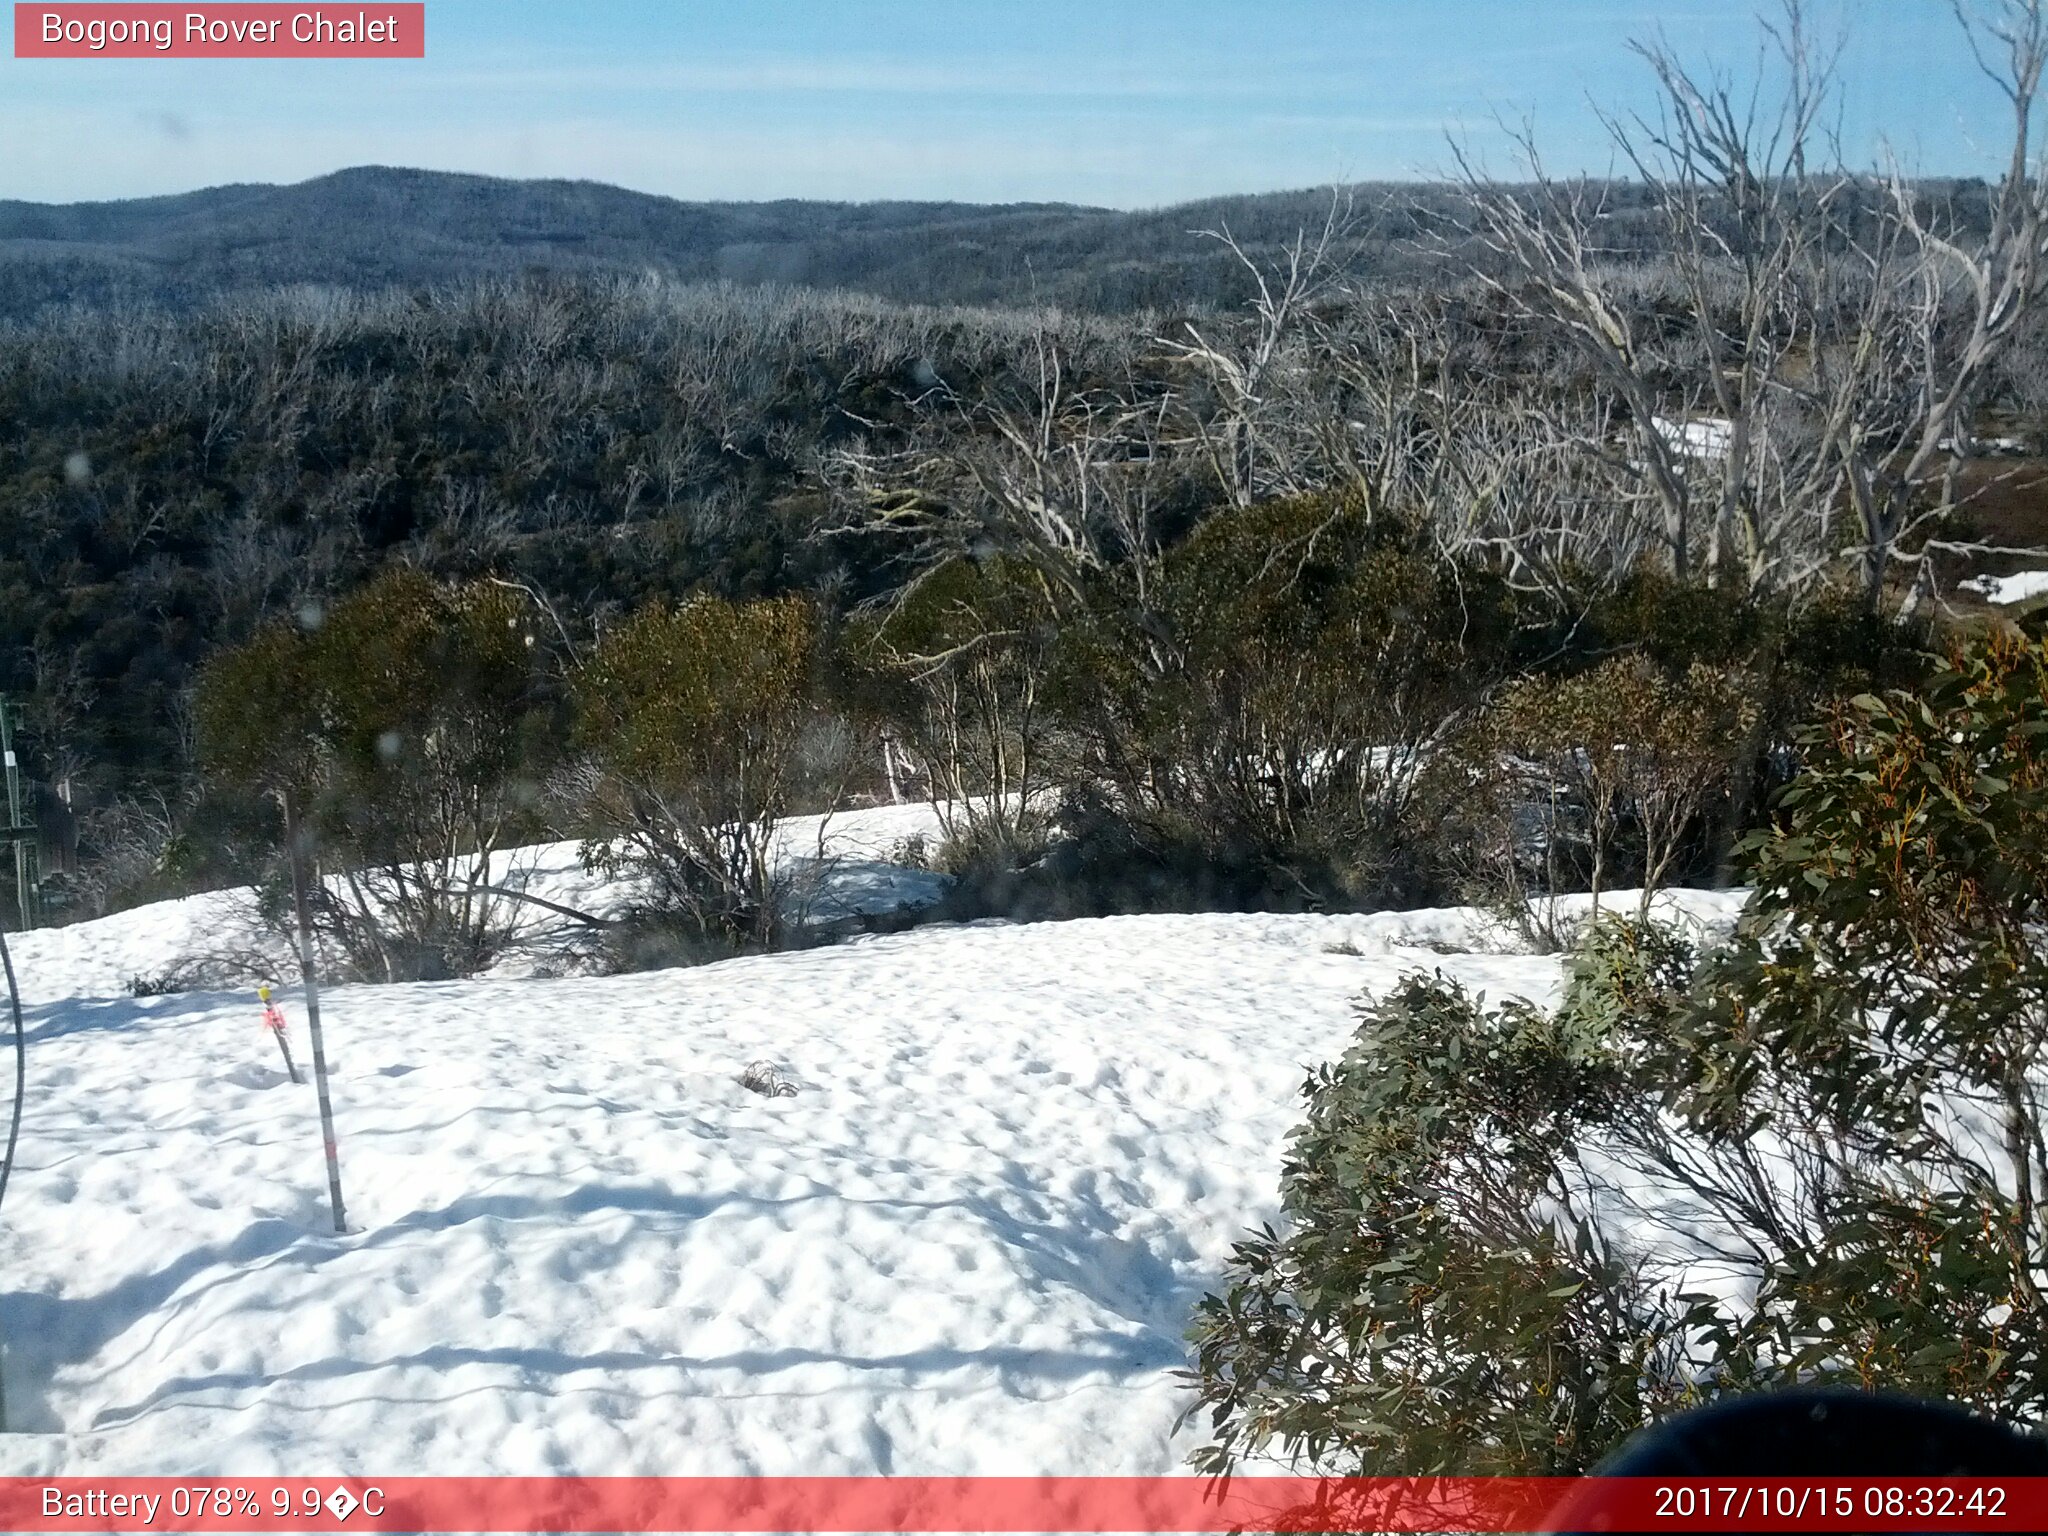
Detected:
[{"left": 399, "top": 56, "right": 1325, "bottom": 100}]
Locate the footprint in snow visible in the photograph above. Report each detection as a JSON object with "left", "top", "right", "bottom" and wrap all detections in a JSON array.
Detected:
[{"left": 223, "top": 1063, "right": 294, "bottom": 1091}]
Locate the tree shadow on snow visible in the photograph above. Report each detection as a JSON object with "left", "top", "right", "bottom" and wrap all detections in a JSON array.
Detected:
[
  {"left": 87, "top": 1332, "right": 1167, "bottom": 1431},
  {"left": 18, "top": 1174, "right": 1221, "bottom": 1436},
  {"left": 381, "top": 1180, "right": 1212, "bottom": 1345},
  {"left": 17, "top": 990, "right": 246, "bottom": 1046},
  {"left": 0, "top": 1215, "right": 336, "bottom": 1432}
]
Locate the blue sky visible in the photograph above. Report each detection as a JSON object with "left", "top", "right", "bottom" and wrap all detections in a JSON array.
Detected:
[{"left": 0, "top": 1, "right": 2025, "bottom": 207}]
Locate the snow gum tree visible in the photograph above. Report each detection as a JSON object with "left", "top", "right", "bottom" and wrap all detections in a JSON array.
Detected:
[
  {"left": 570, "top": 594, "right": 832, "bottom": 957},
  {"left": 1181, "top": 949, "right": 1700, "bottom": 1477},
  {"left": 1674, "top": 626, "right": 2048, "bottom": 1409},
  {"left": 1480, "top": 656, "right": 1759, "bottom": 918},
  {"left": 1186, "top": 627, "right": 2048, "bottom": 1475},
  {"left": 850, "top": 555, "right": 1058, "bottom": 869},
  {"left": 1056, "top": 493, "right": 1513, "bottom": 908},
  {"left": 197, "top": 569, "right": 550, "bottom": 981}
]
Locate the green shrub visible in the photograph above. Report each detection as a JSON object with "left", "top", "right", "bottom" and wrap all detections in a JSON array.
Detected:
[
  {"left": 1186, "top": 629, "right": 2048, "bottom": 1479},
  {"left": 1182, "top": 951, "right": 1698, "bottom": 1476},
  {"left": 571, "top": 593, "right": 840, "bottom": 956},
  {"left": 1471, "top": 655, "right": 1757, "bottom": 919},
  {"left": 1667, "top": 626, "right": 2048, "bottom": 1413},
  {"left": 197, "top": 570, "right": 551, "bottom": 980},
  {"left": 1556, "top": 913, "right": 1695, "bottom": 1038},
  {"left": 1054, "top": 495, "right": 1513, "bottom": 910},
  {"left": 1518, "top": 573, "right": 1929, "bottom": 884},
  {"left": 853, "top": 554, "right": 1059, "bottom": 865}
]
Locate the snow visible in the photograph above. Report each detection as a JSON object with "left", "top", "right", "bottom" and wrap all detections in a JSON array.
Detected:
[
  {"left": 1656, "top": 415, "right": 2034, "bottom": 465},
  {"left": 1961, "top": 568, "right": 2048, "bottom": 607},
  {"left": 0, "top": 819, "right": 1745, "bottom": 1476},
  {"left": 37, "top": 801, "right": 957, "bottom": 998},
  {"left": 1652, "top": 415, "right": 1733, "bottom": 461}
]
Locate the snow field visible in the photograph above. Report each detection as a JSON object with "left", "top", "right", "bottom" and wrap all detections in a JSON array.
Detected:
[{"left": 0, "top": 818, "right": 1744, "bottom": 1477}]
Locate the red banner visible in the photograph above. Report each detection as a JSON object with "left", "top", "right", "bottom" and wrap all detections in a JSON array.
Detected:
[
  {"left": 0, "top": 1477, "right": 2044, "bottom": 1532},
  {"left": 13, "top": 5, "right": 424, "bottom": 58}
]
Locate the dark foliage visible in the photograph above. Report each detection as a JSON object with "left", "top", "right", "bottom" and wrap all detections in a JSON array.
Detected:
[
  {"left": 1186, "top": 627, "right": 2048, "bottom": 1478},
  {"left": 1047, "top": 495, "right": 1517, "bottom": 912},
  {"left": 570, "top": 593, "right": 846, "bottom": 957},
  {"left": 195, "top": 569, "right": 552, "bottom": 980},
  {"left": 0, "top": 276, "right": 1135, "bottom": 912}
]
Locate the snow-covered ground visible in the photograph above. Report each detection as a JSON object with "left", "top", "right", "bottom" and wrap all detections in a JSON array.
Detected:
[
  {"left": 1962, "top": 568, "right": 2048, "bottom": 607},
  {"left": 0, "top": 809, "right": 1742, "bottom": 1477},
  {"left": 36, "top": 802, "right": 957, "bottom": 999}
]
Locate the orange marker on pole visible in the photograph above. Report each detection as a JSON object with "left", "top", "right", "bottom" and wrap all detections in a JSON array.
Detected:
[{"left": 257, "top": 982, "right": 301, "bottom": 1084}]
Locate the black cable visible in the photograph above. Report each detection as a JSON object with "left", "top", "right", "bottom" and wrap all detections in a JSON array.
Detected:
[
  {"left": 0, "top": 922, "right": 18, "bottom": 1220},
  {"left": 0, "top": 922, "right": 19, "bottom": 1434}
]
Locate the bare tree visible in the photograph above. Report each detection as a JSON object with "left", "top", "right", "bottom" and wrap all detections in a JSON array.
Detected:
[
  {"left": 1848, "top": 0, "right": 2048, "bottom": 610},
  {"left": 1454, "top": 0, "right": 2048, "bottom": 614},
  {"left": 1159, "top": 197, "right": 1354, "bottom": 509},
  {"left": 829, "top": 318, "right": 1173, "bottom": 618}
]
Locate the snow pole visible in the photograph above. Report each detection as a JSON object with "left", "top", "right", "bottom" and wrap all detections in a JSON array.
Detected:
[
  {"left": 279, "top": 787, "right": 347, "bottom": 1235},
  {"left": 257, "top": 983, "right": 301, "bottom": 1084}
]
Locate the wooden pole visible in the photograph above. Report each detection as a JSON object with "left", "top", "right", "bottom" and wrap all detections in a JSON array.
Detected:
[{"left": 280, "top": 788, "right": 347, "bottom": 1234}]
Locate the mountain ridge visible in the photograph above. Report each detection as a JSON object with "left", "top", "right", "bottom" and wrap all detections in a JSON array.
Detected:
[{"left": 0, "top": 164, "right": 1428, "bottom": 316}]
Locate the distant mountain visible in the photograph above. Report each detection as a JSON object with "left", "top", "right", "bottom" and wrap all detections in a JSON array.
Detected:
[{"left": 0, "top": 165, "right": 1454, "bottom": 317}]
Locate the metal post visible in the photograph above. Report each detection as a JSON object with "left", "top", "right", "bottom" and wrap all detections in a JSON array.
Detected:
[
  {"left": 0, "top": 704, "right": 33, "bottom": 932},
  {"left": 280, "top": 788, "right": 348, "bottom": 1234}
]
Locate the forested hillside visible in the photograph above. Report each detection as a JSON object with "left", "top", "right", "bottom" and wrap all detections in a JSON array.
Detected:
[
  {"left": 4, "top": 42, "right": 2048, "bottom": 935},
  {"left": 0, "top": 166, "right": 1628, "bottom": 318},
  {"left": 0, "top": 283, "right": 1048, "bottom": 847}
]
